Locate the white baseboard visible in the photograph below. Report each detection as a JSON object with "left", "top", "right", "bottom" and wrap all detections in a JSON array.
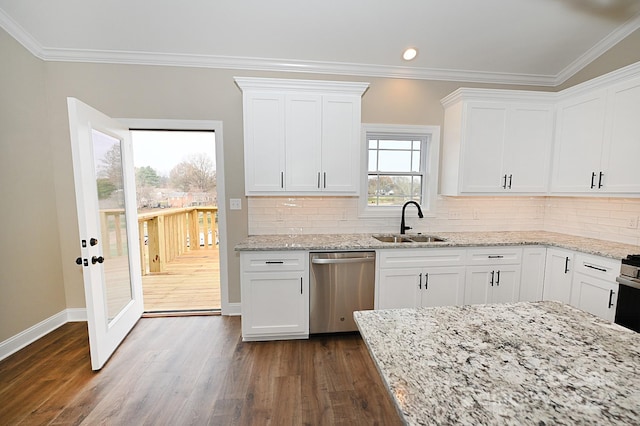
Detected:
[
  {"left": 223, "top": 302, "right": 241, "bottom": 316},
  {"left": 0, "top": 308, "right": 87, "bottom": 362}
]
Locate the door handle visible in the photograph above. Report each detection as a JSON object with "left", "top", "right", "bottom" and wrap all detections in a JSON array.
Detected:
[
  {"left": 90, "top": 238, "right": 98, "bottom": 246},
  {"left": 91, "top": 256, "right": 105, "bottom": 265},
  {"left": 502, "top": 174, "right": 507, "bottom": 189},
  {"left": 590, "top": 172, "right": 596, "bottom": 189},
  {"left": 508, "top": 174, "right": 512, "bottom": 189},
  {"left": 564, "top": 257, "right": 570, "bottom": 274},
  {"left": 598, "top": 171, "right": 604, "bottom": 189},
  {"left": 490, "top": 271, "right": 495, "bottom": 286},
  {"left": 75, "top": 257, "right": 88, "bottom": 266},
  {"left": 495, "top": 270, "right": 500, "bottom": 286},
  {"left": 608, "top": 289, "right": 615, "bottom": 308},
  {"left": 425, "top": 273, "right": 429, "bottom": 290},
  {"left": 419, "top": 273, "right": 422, "bottom": 289}
]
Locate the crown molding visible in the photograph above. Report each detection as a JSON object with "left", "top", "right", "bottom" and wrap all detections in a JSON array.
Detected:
[
  {"left": 441, "top": 87, "right": 557, "bottom": 108},
  {"left": 234, "top": 76, "right": 369, "bottom": 95},
  {"left": 1, "top": 6, "right": 638, "bottom": 88},
  {"left": 554, "top": 10, "right": 640, "bottom": 86}
]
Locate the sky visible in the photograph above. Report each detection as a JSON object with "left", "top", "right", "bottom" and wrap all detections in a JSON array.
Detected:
[{"left": 130, "top": 130, "right": 216, "bottom": 176}]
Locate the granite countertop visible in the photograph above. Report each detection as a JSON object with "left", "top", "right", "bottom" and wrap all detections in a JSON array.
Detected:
[
  {"left": 354, "top": 302, "right": 640, "bottom": 425},
  {"left": 234, "top": 231, "right": 639, "bottom": 260}
]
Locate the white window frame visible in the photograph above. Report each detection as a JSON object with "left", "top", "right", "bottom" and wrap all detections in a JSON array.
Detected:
[{"left": 359, "top": 124, "right": 440, "bottom": 218}]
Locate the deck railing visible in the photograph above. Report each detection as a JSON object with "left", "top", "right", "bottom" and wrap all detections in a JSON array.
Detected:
[{"left": 99, "top": 206, "right": 218, "bottom": 276}]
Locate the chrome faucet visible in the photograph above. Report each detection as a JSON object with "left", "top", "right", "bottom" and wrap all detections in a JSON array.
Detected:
[{"left": 400, "top": 201, "right": 424, "bottom": 234}]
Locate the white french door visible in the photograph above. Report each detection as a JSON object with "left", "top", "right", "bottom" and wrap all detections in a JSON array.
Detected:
[{"left": 67, "top": 98, "right": 143, "bottom": 370}]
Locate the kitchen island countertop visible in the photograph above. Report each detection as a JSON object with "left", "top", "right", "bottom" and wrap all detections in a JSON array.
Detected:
[
  {"left": 354, "top": 301, "right": 640, "bottom": 425},
  {"left": 235, "top": 231, "right": 639, "bottom": 260}
]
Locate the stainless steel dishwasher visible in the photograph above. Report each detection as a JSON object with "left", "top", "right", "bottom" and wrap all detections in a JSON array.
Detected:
[{"left": 309, "top": 251, "right": 375, "bottom": 333}]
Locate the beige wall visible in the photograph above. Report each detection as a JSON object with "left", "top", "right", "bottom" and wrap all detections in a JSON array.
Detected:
[
  {"left": 558, "top": 27, "right": 640, "bottom": 89},
  {"left": 0, "top": 31, "right": 66, "bottom": 341},
  {"left": 1, "top": 23, "right": 639, "bottom": 342}
]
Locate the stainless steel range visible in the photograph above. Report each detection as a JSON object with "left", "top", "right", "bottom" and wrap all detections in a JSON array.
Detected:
[{"left": 614, "top": 255, "right": 640, "bottom": 332}]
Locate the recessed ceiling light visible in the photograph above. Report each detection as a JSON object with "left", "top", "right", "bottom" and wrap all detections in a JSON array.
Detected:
[{"left": 402, "top": 48, "right": 418, "bottom": 61}]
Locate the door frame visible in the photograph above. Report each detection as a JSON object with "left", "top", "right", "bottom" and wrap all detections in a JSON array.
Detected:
[{"left": 118, "top": 119, "right": 231, "bottom": 315}]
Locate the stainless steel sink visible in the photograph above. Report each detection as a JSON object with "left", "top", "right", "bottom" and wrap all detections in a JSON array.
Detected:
[
  {"left": 372, "top": 234, "right": 447, "bottom": 243},
  {"left": 373, "top": 235, "right": 413, "bottom": 243},
  {"left": 407, "top": 235, "right": 446, "bottom": 242}
]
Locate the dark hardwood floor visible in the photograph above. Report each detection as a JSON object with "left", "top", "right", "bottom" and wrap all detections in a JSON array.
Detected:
[{"left": 0, "top": 316, "right": 403, "bottom": 425}]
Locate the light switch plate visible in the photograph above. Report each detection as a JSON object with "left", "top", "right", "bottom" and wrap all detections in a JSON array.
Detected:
[{"left": 230, "top": 198, "right": 242, "bottom": 210}]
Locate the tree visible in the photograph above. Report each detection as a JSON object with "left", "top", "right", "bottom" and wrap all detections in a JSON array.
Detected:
[
  {"left": 98, "top": 143, "right": 123, "bottom": 190},
  {"left": 169, "top": 153, "right": 216, "bottom": 192},
  {"left": 96, "top": 178, "right": 117, "bottom": 199},
  {"left": 136, "top": 166, "right": 161, "bottom": 187}
]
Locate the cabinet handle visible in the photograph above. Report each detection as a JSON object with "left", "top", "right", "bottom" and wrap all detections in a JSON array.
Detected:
[
  {"left": 585, "top": 264, "right": 607, "bottom": 272},
  {"left": 608, "top": 289, "right": 614, "bottom": 308},
  {"left": 598, "top": 171, "right": 604, "bottom": 189},
  {"left": 300, "top": 277, "right": 303, "bottom": 295},
  {"left": 564, "top": 257, "right": 570, "bottom": 274},
  {"left": 490, "top": 271, "right": 495, "bottom": 286},
  {"left": 323, "top": 172, "right": 327, "bottom": 189},
  {"left": 265, "top": 261, "right": 284, "bottom": 264},
  {"left": 425, "top": 273, "right": 429, "bottom": 290},
  {"left": 502, "top": 174, "right": 507, "bottom": 189},
  {"left": 488, "top": 255, "right": 504, "bottom": 259},
  {"left": 508, "top": 174, "right": 512, "bottom": 189},
  {"left": 281, "top": 171, "right": 284, "bottom": 189},
  {"left": 495, "top": 270, "right": 500, "bottom": 286},
  {"left": 419, "top": 273, "right": 422, "bottom": 289},
  {"left": 590, "top": 172, "right": 596, "bottom": 189},
  {"left": 317, "top": 172, "right": 321, "bottom": 189}
]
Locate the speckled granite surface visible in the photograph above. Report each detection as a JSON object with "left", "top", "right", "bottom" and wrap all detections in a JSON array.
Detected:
[
  {"left": 354, "top": 302, "right": 640, "bottom": 425},
  {"left": 235, "top": 231, "right": 639, "bottom": 260}
]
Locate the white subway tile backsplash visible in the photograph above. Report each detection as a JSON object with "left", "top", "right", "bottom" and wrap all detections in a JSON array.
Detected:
[{"left": 247, "top": 195, "right": 640, "bottom": 245}]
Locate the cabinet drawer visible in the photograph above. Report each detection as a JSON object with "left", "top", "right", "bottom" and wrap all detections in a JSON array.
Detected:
[
  {"left": 378, "top": 248, "right": 466, "bottom": 268},
  {"left": 466, "top": 247, "right": 522, "bottom": 265},
  {"left": 241, "top": 251, "right": 307, "bottom": 272},
  {"left": 573, "top": 253, "right": 620, "bottom": 282}
]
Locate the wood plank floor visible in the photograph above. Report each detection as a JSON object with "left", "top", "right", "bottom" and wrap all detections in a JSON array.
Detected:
[
  {"left": 142, "top": 248, "right": 221, "bottom": 312},
  {"left": 0, "top": 317, "right": 402, "bottom": 425}
]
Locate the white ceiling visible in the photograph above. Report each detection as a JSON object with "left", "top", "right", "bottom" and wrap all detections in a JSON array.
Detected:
[{"left": 1, "top": 0, "right": 640, "bottom": 86}]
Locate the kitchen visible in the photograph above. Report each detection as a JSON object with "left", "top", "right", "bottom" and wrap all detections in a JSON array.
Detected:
[{"left": 2, "top": 1, "right": 640, "bottom": 424}]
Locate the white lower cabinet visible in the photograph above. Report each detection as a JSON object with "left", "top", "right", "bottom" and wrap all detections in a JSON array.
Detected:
[
  {"left": 376, "top": 249, "right": 466, "bottom": 310},
  {"left": 240, "top": 251, "right": 309, "bottom": 341},
  {"left": 465, "top": 266, "right": 521, "bottom": 305},
  {"left": 378, "top": 266, "right": 466, "bottom": 309},
  {"left": 570, "top": 253, "right": 621, "bottom": 322},
  {"left": 542, "top": 248, "right": 574, "bottom": 304},
  {"left": 464, "top": 247, "right": 522, "bottom": 305}
]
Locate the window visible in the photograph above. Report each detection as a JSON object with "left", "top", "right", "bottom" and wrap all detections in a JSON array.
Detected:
[{"left": 360, "top": 124, "right": 440, "bottom": 217}]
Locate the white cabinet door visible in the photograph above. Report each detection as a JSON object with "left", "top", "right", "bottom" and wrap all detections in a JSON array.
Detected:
[
  {"left": 542, "top": 248, "right": 574, "bottom": 303},
  {"left": 243, "top": 92, "right": 286, "bottom": 193},
  {"left": 490, "top": 266, "right": 521, "bottom": 304},
  {"left": 505, "top": 105, "right": 553, "bottom": 192},
  {"left": 285, "top": 94, "right": 322, "bottom": 192},
  {"left": 551, "top": 91, "right": 607, "bottom": 193},
  {"left": 321, "top": 95, "right": 361, "bottom": 193},
  {"left": 378, "top": 268, "right": 421, "bottom": 309},
  {"left": 571, "top": 273, "right": 618, "bottom": 322},
  {"left": 460, "top": 103, "right": 507, "bottom": 192},
  {"left": 600, "top": 76, "right": 640, "bottom": 193},
  {"left": 241, "top": 272, "right": 308, "bottom": 337},
  {"left": 519, "top": 247, "right": 547, "bottom": 302},
  {"left": 420, "top": 267, "right": 466, "bottom": 308},
  {"left": 465, "top": 267, "right": 493, "bottom": 304}
]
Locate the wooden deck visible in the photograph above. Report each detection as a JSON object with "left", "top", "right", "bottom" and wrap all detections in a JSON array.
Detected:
[{"left": 141, "top": 247, "right": 220, "bottom": 312}]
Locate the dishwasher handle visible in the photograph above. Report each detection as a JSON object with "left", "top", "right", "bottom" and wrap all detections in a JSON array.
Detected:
[{"left": 311, "top": 257, "right": 375, "bottom": 265}]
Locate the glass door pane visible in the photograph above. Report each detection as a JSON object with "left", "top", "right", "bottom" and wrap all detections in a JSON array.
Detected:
[{"left": 92, "top": 129, "right": 133, "bottom": 322}]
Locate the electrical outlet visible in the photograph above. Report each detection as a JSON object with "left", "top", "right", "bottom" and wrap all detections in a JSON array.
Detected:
[
  {"left": 229, "top": 198, "right": 242, "bottom": 210},
  {"left": 627, "top": 216, "right": 639, "bottom": 229},
  {"left": 449, "top": 210, "right": 462, "bottom": 220}
]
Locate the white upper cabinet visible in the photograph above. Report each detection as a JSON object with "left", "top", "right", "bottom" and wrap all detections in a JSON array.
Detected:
[
  {"left": 441, "top": 90, "right": 554, "bottom": 195},
  {"left": 600, "top": 75, "right": 640, "bottom": 193},
  {"left": 551, "top": 67, "right": 640, "bottom": 196},
  {"left": 235, "top": 77, "right": 368, "bottom": 196}
]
